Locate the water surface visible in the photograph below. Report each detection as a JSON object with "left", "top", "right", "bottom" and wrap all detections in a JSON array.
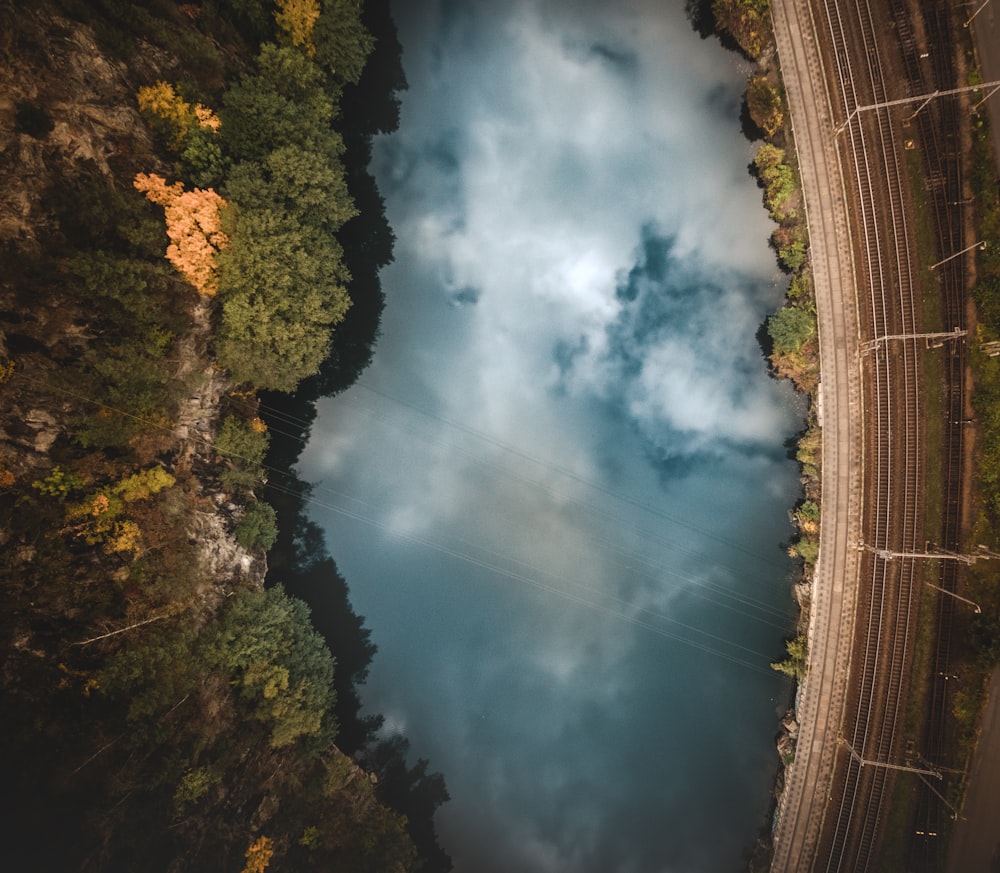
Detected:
[{"left": 300, "top": 2, "right": 805, "bottom": 870}]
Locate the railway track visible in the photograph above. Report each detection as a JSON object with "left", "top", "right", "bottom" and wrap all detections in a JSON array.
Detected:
[
  {"left": 890, "top": 2, "right": 969, "bottom": 869},
  {"left": 770, "top": 0, "right": 972, "bottom": 869},
  {"left": 810, "top": 0, "right": 925, "bottom": 868}
]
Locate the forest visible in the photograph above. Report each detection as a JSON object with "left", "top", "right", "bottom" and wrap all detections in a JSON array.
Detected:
[{"left": 0, "top": 1, "right": 450, "bottom": 871}]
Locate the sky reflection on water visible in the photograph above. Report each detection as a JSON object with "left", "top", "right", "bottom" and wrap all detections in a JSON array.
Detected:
[{"left": 300, "top": 2, "right": 805, "bottom": 870}]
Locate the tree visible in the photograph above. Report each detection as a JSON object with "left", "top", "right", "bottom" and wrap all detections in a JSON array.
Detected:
[
  {"left": 74, "top": 327, "right": 185, "bottom": 449},
  {"left": 64, "top": 467, "right": 176, "bottom": 549},
  {"left": 134, "top": 173, "right": 228, "bottom": 295},
  {"left": 215, "top": 415, "right": 270, "bottom": 489},
  {"left": 767, "top": 304, "right": 816, "bottom": 355},
  {"left": 207, "top": 586, "right": 336, "bottom": 749},
  {"left": 771, "top": 635, "right": 808, "bottom": 679},
  {"left": 275, "top": 0, "right": 321, "bottom": 55},
  {"left": 216, "top": 208, "right": 351, "bottom": 390},
  {"left": 241, "top": 835, "right": 275, "bottom": 873},
  {"left": 712, "top": 0, "right": 771, "bottom": 59},
  {"left": 313, "top": 0, "right": 375, "bottom": 85},
  {"left": 220, "top": 43, "right": 334, "bottom": 164},
  {"left": 137, "top": 81, "right": 220, "bottom": 151},
  {"left": 224, "top": 143, "right": 357, "bottom": 233},
  {"left": 754, "top": 143, "right": 796, "bottom": 220},
  {"left": 746, "top": 76, "right": 783, "bottom": 137},
  {"left": 234, "top": 501, "right": 279, "bottom": 551},
  {"left": 98, "top": 622, "right": 203, "bottom": 724}
]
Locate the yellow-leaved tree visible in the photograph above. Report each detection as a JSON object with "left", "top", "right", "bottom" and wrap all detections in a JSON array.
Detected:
[
  {"left": 134, "top": 173, "right": 228, "bottom": 295},
  {"left": 137, "top": 81, "right": 220, "bottom": 148},
  {"left": 275, "top": 0, "right": 321, "bottom": 55}
]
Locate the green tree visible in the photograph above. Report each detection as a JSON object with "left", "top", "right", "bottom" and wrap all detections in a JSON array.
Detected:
[
  {"left": 313, "top": 0, "right": 375, "bottom": 85},
  {"left": 98, "top": 622, "right": 203, "bottom": 724},
  {"left": 207, "top": 586, "right": 336, "bottom": 749},
  {"left": 771, "top": 635, "right": 808, "bottom": 679},
  {"left": 754, "top": 143, "right": 796, "bottom": 220},
  {"left": 215, "top": 415, "right": 270, "bottom": 489},
  {"left": 746, "top": 76, "right": 783, "bottom": 137},
  {"left": 216, "top": 209, "right": 351, "bottom": 390},
  {"left": 234, "top": 500, "right": 279, "bottom": 551},
  {"left": 768, "top": 304, "right": 816, "bottom": 355},
  {"left": 75, "top": 327, "right": 184, "bottom": 449},
  {"left": 224, "top": 143, "right": 357, "bottom": 233},
  {"left": 32, "top": 465, "right": 87, "bottom": 499},
  {"left": 220, "top": 44, "right": 334, "bottom": 164}
]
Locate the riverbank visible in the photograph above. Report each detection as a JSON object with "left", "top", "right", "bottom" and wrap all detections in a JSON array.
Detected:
[{"left": 702, "top": 3, "right": 835, "bottom": 869}]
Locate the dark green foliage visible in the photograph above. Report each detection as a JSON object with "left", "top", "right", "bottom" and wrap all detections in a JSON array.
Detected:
[
  {"left": 234, "top": 499, "right": 279, "bottom": 550},
  {"left": 208, "top": 585, "right": 335, "bottom": 748},
  {"left": 767, "top": 304, "right": 816, "bottom": 355},
  {"left": 180, "top": 124, "right": 230, "bottom": 188},
  {"left": 224, "top": 142, "right": 357, "bottom": 232},
  {"left": 754, "top": 143, "right": 796, "bottom": 221},
  {"left": 771, "top": 634, "right": 808, "bottom": 678},
  {"left": 66, "top": 251, "right": 191, "bottom": 339},
  {"left": 221, "top": 43, "right": 334, "bottom": 163},
  {"left": 216, "top": 42, "right": 361, "bottom": 392},
  {"left": 973, "top": 354, "right": 1000, "bottom": 519},
  {"left": 98, "top": 586, "right": 335, "bottom": 751},
  {"left": 44, "top": 172, "right": 168, "bottom": 257},
  {"left": 216, "top": 212, "right": 352, "bottom": 390},
  {"left": 796, "top": 499, "right": 820, "bottom": 522},
  {"left": 974, "top": 275, "right": 1000, "bottom": 336},
  {"left": 2, "top": 2, "right": 440, "bottom": 868},
  {"left": 338, "top": 0, "right": 407, "bottom": 136},
  {"left": 313, "top": 0, "right": 375, "bottom": 86},
  {"left": 787, "top": 270, "right": 813, "bottom": 303},
  {"left": 202, "top": 0, "right": 276, "bottom": 44},
  {"left": 361, "top": 736, "right": 453, "bottom": 873},
  {"left": 266, "top": 513, "right": 382, "bottom": 754},
  {"left": 969, "top": 614, "right": 1000, "bottom": 668},
  {"left": 75, "top": 328, "right": 185, "bottom": 449},
  {"left": 99, "top": 622, "right": 203, "bottom": 724},
  {"left": 214, "top": 415, "right": 269, "bottom": 489},
  {"left": 771, "top": 224, "right": 808, "bottom": 273}
]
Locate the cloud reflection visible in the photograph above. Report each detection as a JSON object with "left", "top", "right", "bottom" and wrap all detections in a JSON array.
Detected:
[{"left": 301, "top": 1, "right": 804, "bottom": 871}]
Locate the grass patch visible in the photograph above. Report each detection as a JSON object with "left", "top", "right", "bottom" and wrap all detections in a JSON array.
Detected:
[
  {"left": 873, "top": 580, "right": 941, "bottom": 871},
  {"left": 876, "top": 772, "right": 918, "bottom": 873}
]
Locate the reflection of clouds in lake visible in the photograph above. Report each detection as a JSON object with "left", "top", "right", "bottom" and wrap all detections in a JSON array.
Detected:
[{"left": 301, "top": 1, "right": 804, "bottom": 871}]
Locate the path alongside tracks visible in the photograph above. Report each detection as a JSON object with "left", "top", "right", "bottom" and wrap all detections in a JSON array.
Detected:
[{"left": 769, "top": 1, "right": 865, "bottom": 869}]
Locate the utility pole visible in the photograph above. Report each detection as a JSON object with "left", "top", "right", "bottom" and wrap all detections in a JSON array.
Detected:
[
  {"left": 965, "top": 0, "right": 994, "bottom": 28},
  {"left": 860, "top": 327, "right": 966, "bottom": 354},
  {"left": 855, "top": 543, "right": 984, "bottom": 611},
  {"left": 836, "top": 80, "right": 1000, "bottom": 134},
  {"left": 929, "top": 240, "right": 987, "bottom": 270},
  {"left": 839, "top": 737, "right": 943, "bottom": 779},
  {"left": 857, "top": 542, "right": 976, "bottom": 564}
]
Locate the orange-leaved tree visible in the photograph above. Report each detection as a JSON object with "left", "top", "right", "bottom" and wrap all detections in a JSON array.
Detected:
[
  {"left": 134, "top": 173, "right": 228, "bottom": 295},
  {"left": 241, "top": 835, "right": 274, "bottom": 873}
]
